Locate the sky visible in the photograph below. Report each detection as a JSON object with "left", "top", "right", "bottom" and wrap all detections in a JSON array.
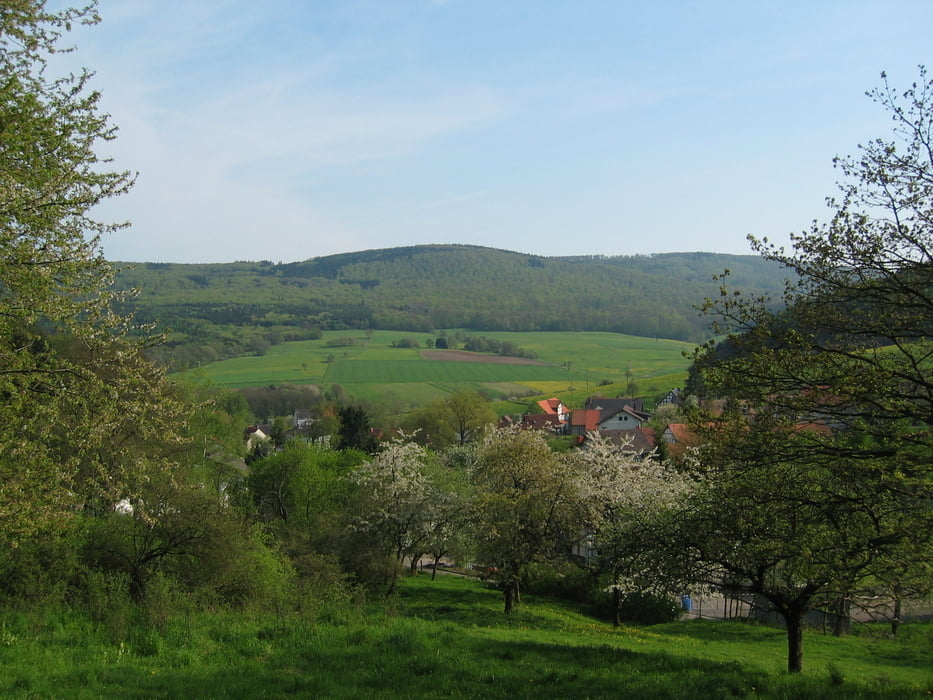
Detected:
[{"left": 54, "top": 0, "right": 933, "bottom": 263}]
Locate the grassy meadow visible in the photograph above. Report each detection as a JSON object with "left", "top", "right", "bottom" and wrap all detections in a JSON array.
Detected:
[
  {"left": 186, "top": 330, "right": 695, "bottom": 408},
  {"left": 1, "top": 574, "right": 929, "bottom": 699}
]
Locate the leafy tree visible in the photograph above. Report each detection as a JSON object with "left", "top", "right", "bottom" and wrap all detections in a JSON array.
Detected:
[
  {"left": 470, "top": 427, "right": 585, "bottom": 613},
  {"left": 246, "top": 440, "right": 370, "bottom": 590},
  {"left": 0, "top": 3, "right": 215, "bottom": 608},
  {"left": 446, "top": 391, "right": 496, "bottom": 446},
  {"left": 348, "top": 439, "right": 461, "bottom": 593},
  {"left": 0, "top": 1, "right": 146, "bottom": 551},
  {"left": 569, "top": 433, "right": 691, "bottom": 626},
  {"left": 403, "top": 391, "right": 496, "bottom": 448},
  {"left": 685, "top": 68, "right": 933, "bottom": 673},
  {"left": 248, "top": 441, "right": 364, "bottom": 530},
  {"left": 655, "top": 418, "right": 923, "bottom": 672},
  {"left": 0, "top": 3, "right": 305, "bottom": 613}
]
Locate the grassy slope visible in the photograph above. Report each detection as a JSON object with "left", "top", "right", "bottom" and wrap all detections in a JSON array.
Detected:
[
  {"left": 186, "top": 329, "right": 694, "bottom": 408},
  {"left": 1, "top": 575, "right": 929, "bottom": 698}
]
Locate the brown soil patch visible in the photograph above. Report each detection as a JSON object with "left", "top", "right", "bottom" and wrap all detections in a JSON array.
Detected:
[{"left": 420, "top": 350, "right": 546, "bottom": 366}]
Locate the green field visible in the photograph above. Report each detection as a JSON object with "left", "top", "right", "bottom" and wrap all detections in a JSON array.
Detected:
[
  {"left": 1, "top": 574, "right": 929, "bottom": 698},
  {"left": 186, "top": 330, "right": 695, "bottom": 407}
]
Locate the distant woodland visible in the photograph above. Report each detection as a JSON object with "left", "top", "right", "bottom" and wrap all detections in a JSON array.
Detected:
[{"left": 115, "top": 245, "right": 790, "bottom": 369}]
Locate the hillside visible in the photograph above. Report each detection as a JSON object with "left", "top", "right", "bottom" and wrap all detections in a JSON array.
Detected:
[{"left": 114, "top": 245, "right": 789, "bottom": 369}]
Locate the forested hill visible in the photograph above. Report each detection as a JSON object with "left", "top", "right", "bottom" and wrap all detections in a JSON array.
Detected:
[{"left": 115, "top": 245, "right": 789, "bottom": 345}]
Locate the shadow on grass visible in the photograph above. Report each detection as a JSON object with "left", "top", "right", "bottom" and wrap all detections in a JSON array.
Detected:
[
  {"left": 74, "top": 630, "right": 925, "bottom": 700},
  {"left": 652, "top": 618, "right": 783, "bottom": 643}
]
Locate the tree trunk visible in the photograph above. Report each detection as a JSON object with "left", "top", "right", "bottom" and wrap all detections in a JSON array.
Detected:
[
  {"left": 504, "top": 580, "right": 518, "bottom": 614},
  {"left": 785, "top": 610, "right": 804, "bottom": 673},
  {"left": 832, "top": 599, "right": 849, "bottom": 637},
  {"left": 612, "top": 587, "right": 622, "bottom": 627},
  {"left": 431, "top": 554, "right": 441, "bottom": 581},
  {"left": 891, "top": 596, "right": 902, "bottom": 638}
]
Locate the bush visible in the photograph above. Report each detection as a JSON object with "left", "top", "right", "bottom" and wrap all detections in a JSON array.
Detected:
[
  {"left": 0, "top": 529, "right": 83, "bottom": 605},
  {"left": 79, "top": 570, "right": 133, "bottom": 642},
  {"left": 521, "top": 562, "right": 599, "bottom": 604},
  {"left": 611, "top": 591, "right": 682, "bottom": 625}
]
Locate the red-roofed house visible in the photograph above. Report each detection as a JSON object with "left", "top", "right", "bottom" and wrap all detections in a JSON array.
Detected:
[
  {"left": 521, "top": 413, "right": 564, "bottom": 432},
  {"left": 537, "top": 397, "right": 570, "bottom": 424},
  {"left": 661, "top": 423, "right": 693, "bottom": 445},
  {"left": 570, "top": 409, "right": 601, "bottom": 437}
]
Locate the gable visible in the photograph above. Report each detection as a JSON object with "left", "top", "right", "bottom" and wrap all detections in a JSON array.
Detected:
[{"left": 597, "top": 404, "right": 647, "bottom": 428}]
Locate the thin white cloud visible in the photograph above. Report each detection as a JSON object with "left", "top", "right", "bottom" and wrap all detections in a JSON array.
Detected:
[{"left": 65, "top": 1, "right": 513, "bottom": 261}]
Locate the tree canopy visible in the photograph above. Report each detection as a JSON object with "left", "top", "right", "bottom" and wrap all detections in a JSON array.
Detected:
[
  {"left": 0, "top": 1, "right": 146, "bottom": 547},
  {"left": 683, "top": 67, "right": 933, "bottom": 672}
]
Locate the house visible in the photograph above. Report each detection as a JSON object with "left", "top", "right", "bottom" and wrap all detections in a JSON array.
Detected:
[
  {"left": 244, "top": 424, "right": 272, "bottom": 451},
  {"left": 661, "top": 423, "right": 692, "bottom": 445},
  {"left": 569, "top": 409, "right": 601, "bottom": 437},
  {"left": 293, "top": 409, "right": 314, "bottom": 429},
  {"left": 537, "top": 397, "right": 570, "bottom": 424},
  {"left": 520, "top": 413, "right": 564, "bottom": 432},
  {"left": 596, "top": 404, "right": 650, "bottom": 431},
  {"left": 599, "top": 426, "right": 656, "bottom": 454},
  {"left": 661, "top": 422, "right": 709, "bottom": 463},
  {"left": 657, "top": 388, "right": 682, "bottom": 406}
]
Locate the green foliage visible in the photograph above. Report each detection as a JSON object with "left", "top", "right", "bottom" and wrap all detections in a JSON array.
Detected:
[
  {"left": 402, "top": 391, "right": 497, "bottom": 448},
  {"left": 0, "top": 525, "right": 83, "bottom": 604},
  {"left": 682, "top": 68, "right": 933, "bottom": 674},
  {"left": 521, "top": 562, "right": 599, "bottom": 605},
  {"left": 336, "top": 405, "right": 377, "bottom": 452},
  {"left": 471, "top": 427, "right": 588, "bottom": 613},
  {"left": 247, "top": 441, "right": 364, "bottom": 529},
  {"left": 0, "top": 1, "right": 186, "bottom": 568},
  {"left": 245, "top": 441, "right": 379, "bottom": 589},
  {"left": 612, "top": 591, "right": 683, "bottom": 625}
]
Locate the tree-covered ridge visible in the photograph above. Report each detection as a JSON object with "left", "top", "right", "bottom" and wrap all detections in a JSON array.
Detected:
[{"left": 115, "top": 246, "right": 790, "bottom": 345}]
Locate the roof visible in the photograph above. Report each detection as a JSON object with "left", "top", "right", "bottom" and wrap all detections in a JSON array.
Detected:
[
  {"left": 584, "top": 396, "right": 644, "bottom": 414},
  {"left": 663, "top": 423, "right": 696, "bottom": 444},
  {"left": 571, "top": 409, "right": 601, "bottom": 432},
  {"left": 598, "top": 404, "right": 650, "bottom": 425},
  {"left": 537, "top": 397, "right": 564, "bottom": 415},
  {"left": 600, "top": 427, "right": 656, "bottom": 453},
  {"left": 521, "top": 413, "right": 563, "bottom": 431}
]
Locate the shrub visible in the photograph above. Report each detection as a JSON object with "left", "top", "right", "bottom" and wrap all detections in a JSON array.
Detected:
[
  {"left": 521, "top": 562, "right": 600, "bottom": 604},
  {"left": 611, "top": 591, "right": 682, "bottom": 625}
]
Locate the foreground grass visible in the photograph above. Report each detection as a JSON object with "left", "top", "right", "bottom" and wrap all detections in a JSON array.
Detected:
[{"left": 1, "top": 575, "right": 929, "bottom": 698}]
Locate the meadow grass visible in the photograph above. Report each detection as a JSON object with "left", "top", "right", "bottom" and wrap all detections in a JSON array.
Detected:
[
  {"left": 186, "top": 330, "right": 693, "bottom": 407},
  {"left": 1, "top": 575, "right": 928, "bottom": 699}
]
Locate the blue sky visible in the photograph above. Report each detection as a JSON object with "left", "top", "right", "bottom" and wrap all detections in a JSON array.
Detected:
[{"left": 60, "top": 0, "right": 933, "bottom": 263}]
